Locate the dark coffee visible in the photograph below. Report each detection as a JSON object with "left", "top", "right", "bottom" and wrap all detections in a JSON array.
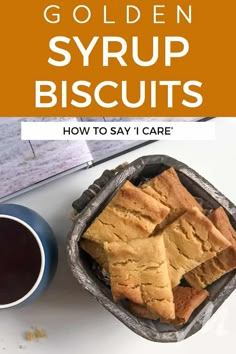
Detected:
[{"left": 0, "top": 217, "right": 42, "bottom": 304}]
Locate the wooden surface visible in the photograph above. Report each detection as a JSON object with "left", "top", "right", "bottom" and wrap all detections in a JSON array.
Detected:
[
  {"left": 0, "top": 117, "right": 201, "bottom": 199},
  {"left": 0, "top": 118, "right": 92, "bottom": 200}
]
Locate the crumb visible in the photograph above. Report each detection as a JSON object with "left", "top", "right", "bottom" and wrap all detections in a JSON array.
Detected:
[
  {"left": 24, "top": 328, "right": 47, "bottom": 342},
  {"left": 19, "top": 345, "right": 25, "bottom": 349},
  {"left": 25, "top": 331, "right": 34, "bottom": 341},
  {"left": 34, "top": 329, "right": 47, "bottom": 339}
]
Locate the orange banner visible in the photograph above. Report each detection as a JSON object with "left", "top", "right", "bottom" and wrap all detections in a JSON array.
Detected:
[{"left": 0, "top": 1, "right": 235, "bottom": 116}]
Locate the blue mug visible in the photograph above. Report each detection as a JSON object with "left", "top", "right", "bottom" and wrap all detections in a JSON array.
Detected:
[{"left": 0, "top": 204, "right": 58, "bottom": 309}]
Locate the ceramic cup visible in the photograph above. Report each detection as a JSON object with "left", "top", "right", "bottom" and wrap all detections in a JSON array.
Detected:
[{"left": 0, "top": 204, "right": 58, "bottom": 309}]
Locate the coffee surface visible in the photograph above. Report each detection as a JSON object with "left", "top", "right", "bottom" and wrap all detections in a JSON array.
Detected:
[{"left": 0, "top": 217, "right": 41, "bottom": 304}]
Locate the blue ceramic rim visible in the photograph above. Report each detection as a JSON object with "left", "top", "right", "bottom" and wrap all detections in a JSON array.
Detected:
[{"left": 0, "top": 214, "right": 45, "bottom": 309}]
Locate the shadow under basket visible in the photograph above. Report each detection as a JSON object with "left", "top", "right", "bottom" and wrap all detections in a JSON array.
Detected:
[{"left": 67, "top": 155, "right": 236, "bottom": 343}]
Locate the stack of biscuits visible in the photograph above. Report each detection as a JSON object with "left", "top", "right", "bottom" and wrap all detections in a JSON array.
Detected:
[{"left": 80, "top": 168, "right": 236, "bottom": 325}]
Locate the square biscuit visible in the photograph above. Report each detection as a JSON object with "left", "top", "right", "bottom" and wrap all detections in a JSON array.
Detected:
[
  {"left": 140, "top": 167, "right": 202, "bottom": 225},
  {"left": 104, "top": 236, "right": 175, "bottom": 321},
  {"left": 127, "top": 286, "right": 209, "bottom": 325},
  {"left": 170, "top": 286, "right": 209, "bottom": 325},
  {"left": 185, "top": 207, "right": 236, "bottom": 289},
  {"left": 83, "top": 180, "right": 169, "bottom": 244},
  {"left": 80, "top": 239, "right": 109, "bottom": 272},
  {"left": 127, "top": 301, "right": 160, "bottom": 320},
  {"left": 156, "top": 207, "right": 231, "bottom": 288}
]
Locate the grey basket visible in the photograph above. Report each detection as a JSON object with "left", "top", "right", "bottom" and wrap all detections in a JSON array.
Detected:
[{"left": 67, "top": 155, "right": 236, "bottom": 342}]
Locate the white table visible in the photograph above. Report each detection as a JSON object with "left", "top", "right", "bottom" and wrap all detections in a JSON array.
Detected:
[{"left": 1, "top": 118, "right": 236, "bottom": 354}]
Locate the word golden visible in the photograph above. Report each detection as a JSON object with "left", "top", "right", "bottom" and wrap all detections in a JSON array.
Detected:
[{"left": 44, "top": 4, "right": 192, "bottom": 25}]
